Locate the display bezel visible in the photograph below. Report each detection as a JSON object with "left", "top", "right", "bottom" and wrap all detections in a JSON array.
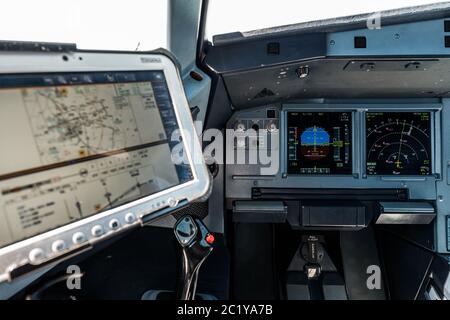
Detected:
[
  {"left": 0, "top": 51, "right": 211, "bottom": 281},
  {"left": 360, "top": 107, "right": 440, "bottom": 180},
  {"left": 281, "top": 104, "right": 441, "bottom": 182}
]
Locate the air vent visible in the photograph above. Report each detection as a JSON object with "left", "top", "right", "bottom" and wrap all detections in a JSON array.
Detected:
[
  {"left": 354, "top": 36, "right": 367, "bottom": 48},
  {"left": 267, "top": 42, "right": 280, "bottom": 55},
  {"left": 266, "top": 109, "right": 276, "bottom": 119},
  {"left": 445, "top": 20, "right": 450, "bottom": 32}
]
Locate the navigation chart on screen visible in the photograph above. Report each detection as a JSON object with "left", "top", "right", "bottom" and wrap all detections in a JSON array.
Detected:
[
  {"left": 23, "top": 82, "right": 163, "bottom": 165},
  {"left": 0, "top": 72, "right": 190, "bottom": 249}
]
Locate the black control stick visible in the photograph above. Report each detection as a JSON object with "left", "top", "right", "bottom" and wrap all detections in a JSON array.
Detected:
[
  {"left": 174, "top": 215, "right": 214, "bottom": 300},
  {"left": 302, "top": 235, "right": 324, "bottom": 280}
]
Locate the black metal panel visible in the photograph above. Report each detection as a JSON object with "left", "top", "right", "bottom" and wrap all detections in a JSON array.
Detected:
[
  {"left": 377, "top": 229, "right": 434, "bottom": 300},
  {"left": 301, "top": 201, "right": 367, "bottom": 228},
  {"left": 204, "top": 33, "right": 326, "bottom": 73},
  {"left": 252, "top": 188, "right": 408, "bottom": 201},
  {"left": 203, "top": 76, "right": 233, "bottom": 130},
  {"left": 340, "top": 227, "right": 386, "bottom": 300},
  {"left": 378, "top": 224, "right": 435, "bottom": 251},
  {"left": 222, "top": 57, "right": 450, "bottom": 108},
  {"left": 232, "top": 223, "right": 278, "bottom": 299}
]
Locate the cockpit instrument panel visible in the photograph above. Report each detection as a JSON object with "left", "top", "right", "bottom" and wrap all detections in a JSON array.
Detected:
[
  {"left": 366, "top": 112, "right": 432, "bottom": 175},
  {"left": 0, "top": 52, "right": 210, "bottom": 282},
  {"left": 287, "top": 112, "right": 352, "bottom": 174}
]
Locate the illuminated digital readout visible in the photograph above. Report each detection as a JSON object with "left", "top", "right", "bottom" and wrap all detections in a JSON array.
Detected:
[
  {"left": 366, "top": 112, "right": 432, "bottom": 175},
  {"left": 287, "top": 112, "right": 352, "bottom": 174}
]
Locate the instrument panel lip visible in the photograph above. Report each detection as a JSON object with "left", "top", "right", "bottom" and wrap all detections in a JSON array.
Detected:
[
  {"left": 281, "top": 103, "right": 442, "bottom": 180},
  {"left": 0, "top": 51, "right": 211, "bottom": 280}
]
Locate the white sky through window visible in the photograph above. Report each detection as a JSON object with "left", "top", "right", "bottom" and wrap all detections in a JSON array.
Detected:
[
  {"left": 207, "top": 0, "right": 449, "bottom": 39},
  {"left": 0, "top": 1, "right": 448, "bottom": 50},
  {"left": 0, "top": 0, "right": 167, "bottom": 51}
]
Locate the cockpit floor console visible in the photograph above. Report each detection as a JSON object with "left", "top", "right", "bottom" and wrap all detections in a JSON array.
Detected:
[
  {"left": 340, "top": 227, "right": 386, "bottom": 300},
  {"left": 285, "top": 235, "right": 347, "bottom": 300}
]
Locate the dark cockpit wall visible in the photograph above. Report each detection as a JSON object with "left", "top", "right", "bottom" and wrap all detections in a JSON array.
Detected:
[{"left": 198, "top": 1, "right": 450, "bottom": 299}]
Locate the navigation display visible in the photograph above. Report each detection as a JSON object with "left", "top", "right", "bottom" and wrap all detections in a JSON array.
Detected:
[
  {"left": 287, "top": 112, "right": 352, "bottom": 174},
  {"left": 366, "top": 112, "right": 432, "bottom": 175},
  {"left": 0, "top": 71, "right": 193, "bottom": 249}
]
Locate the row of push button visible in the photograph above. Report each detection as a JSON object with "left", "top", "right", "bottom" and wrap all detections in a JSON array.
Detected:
[{"left": 28, "top": 213, "right": 137, "bottom": 264}]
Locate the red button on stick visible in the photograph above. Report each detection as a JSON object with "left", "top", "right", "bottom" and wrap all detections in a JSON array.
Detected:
[{"left": 205, "top": 233, "right": 215, "bottom": 245}]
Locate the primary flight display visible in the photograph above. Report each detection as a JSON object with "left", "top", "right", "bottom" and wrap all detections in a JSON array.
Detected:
[{"left": 287, "top": 112, "right": 352, "bottom": 174}]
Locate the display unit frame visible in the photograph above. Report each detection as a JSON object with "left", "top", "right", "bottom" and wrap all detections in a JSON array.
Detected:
[
  {"left": 281, "top": 104, "right": 441, "bottom": 180},
  {"left": 360, "top": 106, "right": 441, "bottom": 179}
]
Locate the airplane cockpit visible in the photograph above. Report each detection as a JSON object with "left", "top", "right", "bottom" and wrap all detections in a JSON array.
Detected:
[{"left": 0, "top": 0, "right": 450, "bottom": 303}]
